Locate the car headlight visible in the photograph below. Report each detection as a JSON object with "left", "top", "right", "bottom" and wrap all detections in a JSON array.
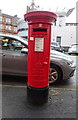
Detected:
[
  {"left": 66, "top": 61, "right": 73, "bottom": 66},
  {"left": 66, "top": 60, "right": 75, "bottom": 67}
]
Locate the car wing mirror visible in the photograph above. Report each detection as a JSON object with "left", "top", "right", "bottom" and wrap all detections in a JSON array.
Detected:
[{"left": 21, "top": 48, "right": 28, "bottom": 54}]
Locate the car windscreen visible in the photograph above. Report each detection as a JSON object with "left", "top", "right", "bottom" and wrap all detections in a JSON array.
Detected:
[
  {"left": 51, "top": 42, "right": 59, "bottom": 47},
  {"left": 72, "top": 44, "right": 78, "bottom": 48}
]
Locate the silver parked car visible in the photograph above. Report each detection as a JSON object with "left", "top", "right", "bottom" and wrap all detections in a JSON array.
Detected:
[
  {"left": 51, "top": 42, "right": 64, "bottom": 52},
  {"left": 68, "top": 44, "right": 78, "bottom": 55},
  {"left": 0, "top": 34, "right": 76, "bottom": 83}
]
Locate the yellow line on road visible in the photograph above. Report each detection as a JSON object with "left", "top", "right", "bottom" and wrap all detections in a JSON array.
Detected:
[
  {"left": 1, "top": 84, "right": 26, "bottom": 88},
  {"left": 0, "top": 84, "right": 78, "bottom": 91},
  {"left": 51, "top": 87, "right": 78, "bottom": 91}
]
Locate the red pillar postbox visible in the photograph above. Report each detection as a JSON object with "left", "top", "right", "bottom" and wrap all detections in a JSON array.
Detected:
[{"left": 24, "top": 11, "right": 57, "bottom": 104}]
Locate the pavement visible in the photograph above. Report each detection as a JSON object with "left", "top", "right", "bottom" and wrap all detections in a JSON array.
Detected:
[{"left": 2, "top": 83, "right": 77, "bottom": 119}]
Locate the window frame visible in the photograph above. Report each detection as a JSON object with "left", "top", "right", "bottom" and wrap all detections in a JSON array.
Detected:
[{"left": 6, "top": 18, "right": 11, "bottom": 23}]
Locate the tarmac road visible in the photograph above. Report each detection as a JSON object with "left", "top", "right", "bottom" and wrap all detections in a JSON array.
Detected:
[{"left": 1, "top": 55, "right": 78, "bottom": 119}]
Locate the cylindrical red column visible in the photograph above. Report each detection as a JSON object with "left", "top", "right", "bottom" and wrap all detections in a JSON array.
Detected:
[{"left": 24, "top": 11, "right": 57, "bottom": 105}]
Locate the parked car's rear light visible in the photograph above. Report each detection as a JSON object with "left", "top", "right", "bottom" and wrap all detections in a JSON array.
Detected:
[{"left": 69, "top": 46, "right": 72, "bottom": 48}]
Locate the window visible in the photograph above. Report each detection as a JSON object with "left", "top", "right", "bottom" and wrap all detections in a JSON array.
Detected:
[
  {"left": 14, "top": 27, "right": 17, "bottom": 32},
  {"left": 59, "top": 21, "right": 62, "bottom": 27},
  {"left": 56, "top": 36, "right": 61, "bottom": 47},
  {"left": 0, "top": 16, "right": 2, "bottom": 22},
  {"left": 0, "top": 36, "right": 25, "bottom": 51},
  {"left": 6, "top": 18, "right": 11, "bottom": 23},
  {"left": 66, "top": 23, "right": 77, "bottom": 26},
  {"left": 18, "top": 28, "right": 28, "bottom": 32},
  {"left": 54, "top": 21, "right": 56, "bottom": 26},
  {"left": 6, "top": 25, "right": 11, "bottom": 30},
  {"left": 0, "top": 24, "right": 3, "bottom": 29}
]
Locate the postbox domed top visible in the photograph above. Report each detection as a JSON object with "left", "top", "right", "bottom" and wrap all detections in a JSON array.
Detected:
[{"left": 24, "top": 11, "right": 57, "bottom": 24}]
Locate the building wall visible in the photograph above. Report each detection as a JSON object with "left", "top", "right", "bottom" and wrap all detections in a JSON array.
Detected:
[
  {"left": 17, "top": 18, "right": 76, "bottom": 48},
  {"left": 76, "top": 1, "right": 78, "bottom": 43},
  {"left": 52, "top": 25, "right": 76, "bottom": 47},
  {"left": 17, "top": 19, "right": 28, "bottom": 39},
  {"left": 0, "top": 11, "right": 19, "bottom": 35}
]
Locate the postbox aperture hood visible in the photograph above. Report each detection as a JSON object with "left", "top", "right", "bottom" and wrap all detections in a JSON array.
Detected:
[{"left": 24, "top": 11, "right": 57, "bottom": 24}]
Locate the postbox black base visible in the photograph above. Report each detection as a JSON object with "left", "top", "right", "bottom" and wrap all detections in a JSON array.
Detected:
[{"left": 27, "top": 86, "right": 49, "bottom": 105}]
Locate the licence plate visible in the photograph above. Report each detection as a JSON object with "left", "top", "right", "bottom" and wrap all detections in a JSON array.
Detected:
[{"left": 72, "top": 51, "right": 77, "bottom": 53}]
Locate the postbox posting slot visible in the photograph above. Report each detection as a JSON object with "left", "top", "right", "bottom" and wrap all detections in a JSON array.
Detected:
[
  {"left": 34, "top": 37, "right": 44, "bottom": 52},
  {"left": 33, "top": 28, "right": 47, "bottom": 32}
]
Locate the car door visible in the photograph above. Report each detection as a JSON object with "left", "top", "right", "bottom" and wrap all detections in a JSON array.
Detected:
[{"left": 1, "top": 36, "right": 28, "bottom": 76}]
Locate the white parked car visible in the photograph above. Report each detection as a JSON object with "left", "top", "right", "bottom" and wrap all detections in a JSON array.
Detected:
[{"left": 68, "top": 44, "right": 78, "bottom": 55}]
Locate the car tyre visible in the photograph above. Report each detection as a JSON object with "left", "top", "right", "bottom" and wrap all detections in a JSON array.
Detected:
[
  {"left": 68, "top": 53, "right": 71, "bottom": 55},
  {"left": 49, "top": 64, "right": 63, "bottom": 84}
]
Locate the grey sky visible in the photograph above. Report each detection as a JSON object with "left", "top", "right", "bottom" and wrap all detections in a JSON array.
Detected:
[{"left": 0, "top": 0, "right": 77, "bottom": 21}]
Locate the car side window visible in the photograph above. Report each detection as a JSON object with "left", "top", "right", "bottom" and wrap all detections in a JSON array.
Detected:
[
  {"left": 0, "top": 37, "right": 2, "bottom": 50},
  {"left": 0, "top": 36, "right": 25, "bottom": 51},
  {"left": 11, "top": 40, "right": 25, "bottom": 51},
  {"left": 0, "top": 36, "right": 10, "bottom": 50}
]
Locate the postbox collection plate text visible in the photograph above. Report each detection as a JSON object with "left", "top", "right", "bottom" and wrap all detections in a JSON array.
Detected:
[{"left": 34, "top": 38, "right": 44, "bottom": 52}]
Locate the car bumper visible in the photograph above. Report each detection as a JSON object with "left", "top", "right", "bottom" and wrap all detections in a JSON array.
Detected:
[
  {"left": 63, "top": 64, "right": 76, "bottom": 80},
  {"left": 68, "top": 51, "right": 78, "bottom": 54}
]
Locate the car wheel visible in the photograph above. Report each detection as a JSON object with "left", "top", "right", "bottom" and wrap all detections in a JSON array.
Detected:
[
  {"left": 49, "top": 64, "right": 63, "bottom": 84},
  {"left": 68, "top": 53, "right": 71, "bottom": 55}
]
